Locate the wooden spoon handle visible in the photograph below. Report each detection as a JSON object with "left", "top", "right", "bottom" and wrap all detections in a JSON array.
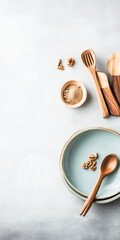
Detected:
[
  {"left": 90, "top": 70, "right": 109, "bottom": 118},
  {"left": 112, "top": 75, "right": 120, "bottom": 105},
  {"left": 102, "top": 87, "right": 120, "bottom": 116},
  {"left": 86, "top": 174, "right": 103, "bottom": 202},
  {"left": 80, "top": 174, "right": 103, "bottom": 216}
]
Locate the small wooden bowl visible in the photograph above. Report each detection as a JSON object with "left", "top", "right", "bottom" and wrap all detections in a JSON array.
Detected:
[{"left": 61, "top": 80, "right": 87, "bottom": 108}]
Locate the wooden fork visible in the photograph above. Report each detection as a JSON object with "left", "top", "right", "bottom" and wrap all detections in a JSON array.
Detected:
[{"left": 81, "top": 49, "right": 109, "bottom": 118}]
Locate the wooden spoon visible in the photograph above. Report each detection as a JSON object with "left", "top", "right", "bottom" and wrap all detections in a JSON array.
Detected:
[
  {"left": 107, "top": 52, "right": 120, "bottom": 105},
  {"left": 81, "top": 49, "right": 109, "bottom": 118},
  {"left": 80, "top": 154, "right": 118, "bottom": 216},
  {"left": 97, "top": 72, "right": 120, "bottom": 116}
]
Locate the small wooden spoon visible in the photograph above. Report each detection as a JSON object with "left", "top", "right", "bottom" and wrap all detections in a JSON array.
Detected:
[
  {"left": 80, "top": 154, "right": 118, "bottom": 216},
  {"left": 107, "top": 52, "right": 120, "bottom": 105},
  {"left": 81, "top": 49, "right": 109, "bottom": 118}
]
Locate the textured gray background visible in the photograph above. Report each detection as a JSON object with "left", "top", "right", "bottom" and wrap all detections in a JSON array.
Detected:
[{"left": 0, "top": 0, "right": 120, "bottom": 239}]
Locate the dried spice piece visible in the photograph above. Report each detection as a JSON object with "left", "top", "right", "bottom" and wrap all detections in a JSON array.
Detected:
[
  {"left": 57, "top": 59, "right": 64, "bottom": 70},
  {"left": 67, "top": 58, "right": 75, "bottom": 67}
]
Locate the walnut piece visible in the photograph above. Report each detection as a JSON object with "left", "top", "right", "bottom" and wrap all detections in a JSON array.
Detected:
[
  {"left": 89, "top": 153, "right": 98, "bottom": 160},
  {"left": 81, "top": 153, "right": 98, "bottom": 171},
  {"left": 91, "top": 161, "right": 97, "bottom": 166},
  {"left": 57, "top": 59, "right": 64, "bottom": 70},
  {"left": 81, "top": 163, "right": 88, "bottom": 169},
  {"left": 86, "top": 160, "right": 92, "bottom": 167},
  {"left": 67, "top": 58, "right": 75, "bottom": 67},
  {"left": 57, "top": 65, "right": 64, "bottom": 70},
  {"left": 58, "top": 59, "right": 61, "bottom": 66},
  {"left": 90, "top": 166, "right": 97, "bottom": 171}
]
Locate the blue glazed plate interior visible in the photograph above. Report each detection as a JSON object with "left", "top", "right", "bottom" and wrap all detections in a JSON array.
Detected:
[{"left": 62, "top": 129, "right": 120, "bottom": 199}]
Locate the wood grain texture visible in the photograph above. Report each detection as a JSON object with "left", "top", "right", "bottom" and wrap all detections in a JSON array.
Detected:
[
  {"left": 112, "top": 75, "right": 120, "bottom": 105},
  {"left": 90, "top": 69, "right": 109, "bottom": 118},
  {"left": 107, "top": 52, "right": 120, "bottom": 105},
  {"left": 102, "top": 88, "right": 120, "bottom": 116},
  {"left": 97, "top": 72, "right": 120, "bottom": 116},
  {"left": 107, "top": 52, "right": 120, "bottom": 76}
]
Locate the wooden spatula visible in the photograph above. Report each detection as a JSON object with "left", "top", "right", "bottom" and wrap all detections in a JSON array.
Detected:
[
  {"left": 97, "top": 72, "right": 120, "bottom": 116},
  {"left": 107, "top": 52, "right": 120, "bottom": 105}
]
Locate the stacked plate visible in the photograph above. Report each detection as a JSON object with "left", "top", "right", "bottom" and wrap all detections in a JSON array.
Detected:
[{"left": 59, "top": 127, "right": 120, "bottom": 204}]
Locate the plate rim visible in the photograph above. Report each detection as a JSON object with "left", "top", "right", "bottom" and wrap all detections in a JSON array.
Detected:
[
  {"left": 61, "top": 171, "right": 120, "bottom": 204},
  {"left": 59, "top": 127, "right": 120, "bottom": 200}
]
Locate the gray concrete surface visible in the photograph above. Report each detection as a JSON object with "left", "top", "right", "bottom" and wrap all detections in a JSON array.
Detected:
[{"left": 0, "top": 0, "right": 120, "bottom": 239}]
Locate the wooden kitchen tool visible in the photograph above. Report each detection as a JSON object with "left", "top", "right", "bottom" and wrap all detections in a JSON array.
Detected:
[
  {"left": 81, "top": 49, "right": 109, "bottom": 118},
  {"left": 80, "top": 154, "right": 118, "bottom": 216},
  {"left": 97, "top": 72, "right": 120, "bottom": 116},
  {"left": 107, "top": 52, "right": 120, "bottom": 105}
]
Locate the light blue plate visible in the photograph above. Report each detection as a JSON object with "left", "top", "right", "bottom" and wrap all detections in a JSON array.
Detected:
[
  {"left": 60, "top": 127, "right": 120, "bottom": 199},
  {"left": 60, "top": 147, "right": 120, "bottom": 204},
  {"left": 62, "top": 173, "right": 120, "bottom": 204}
]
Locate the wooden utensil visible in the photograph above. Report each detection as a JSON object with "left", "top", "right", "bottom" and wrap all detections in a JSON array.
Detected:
[
  {"left": 80, "top": 153, "right": 118, "bottom": 216},
  {"left": 97, "top": 72, "right": 120, "bottom": 116},
  {"left": 81, "top": 49, "right": 109, "bottom": 118},
  {"left": 107, "top": 52, "right": 120, "bottom": 105}
]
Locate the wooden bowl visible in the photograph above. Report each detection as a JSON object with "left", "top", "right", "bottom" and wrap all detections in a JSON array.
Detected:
[{"left": 61, "top": 80, "right": 87, "bottom": 108}]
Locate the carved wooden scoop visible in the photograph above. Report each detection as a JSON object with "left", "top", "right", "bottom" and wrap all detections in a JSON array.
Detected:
[
  {"left": 107, "top": 52, "right": 120, "bottom": 105},
  {"left": 80, "top": 153, "right": 118, "bottom": 216}
]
